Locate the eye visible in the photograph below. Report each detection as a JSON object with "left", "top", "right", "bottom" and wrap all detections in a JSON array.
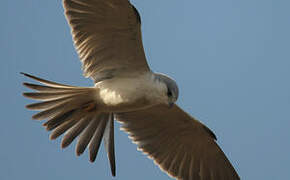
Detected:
[{"left": 167, "top": 90, "right": 173, "bottom": 97}]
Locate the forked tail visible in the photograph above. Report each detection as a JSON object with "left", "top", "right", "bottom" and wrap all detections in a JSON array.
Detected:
[{"left": 21, "top": 73, "right": 116, "bottom": 176}]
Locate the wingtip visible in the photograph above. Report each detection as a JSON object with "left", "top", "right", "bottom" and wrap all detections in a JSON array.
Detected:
[
  {"left": 61, "top": 139, "right": 71, "bottom": 149},
  {"left": 31, "top": 113, "right": 41, "bottom": 120},
  {"left": 89, "top": 158, "right": 96, "bottom": 163},
  {"left": 22, "top": 82, "right": 31, "bottom": 88},
  {"left": 42, "top": 122, "right": 50, "bottom": 129},
  {"left": 49, "top": 134, "right": 57, "bottom": 141},
  {"left": 22, "top": 92, "right": 30, "bottom": 98},
  {"left": 25, "top": 103, "right": 35, "bottom": 110},
  {"left": 75, "top": 148, "right": 84, "bottom": 157},
  {"left": 20, "top": 72, "right": 29, "bottom": 76},
  {"left": 111, "top": 166, "right": 116, "bottom": 177},
  {"left": 20, "top": 72, "right": 35, "bottom": 79}
]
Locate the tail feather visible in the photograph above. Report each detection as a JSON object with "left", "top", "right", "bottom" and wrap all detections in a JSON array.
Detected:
[
  {"left": 61, "top": 116, "right": 92, "bottom": 148},
  {"left": 103, "top": 114, "right": 116, "bottom": 176},
  {"left": 76, "top": 116, "right": 101, "bottom": 156},
  {"left": 44, "top": 109, "right": 76, "bottom": 131},
  {"left": 32, "top": 96, "right": 95, "bottom": 120},
  {"left": 23, "top": 90, "right": 89, "bottom": 101},
  {"left": 89, "top": 114, "right": 108, "bottom": 162},
  {"left": 26, "top": 96, "right": 74, "bottom": 110},
  {"left": 49, "top": 110, "right": 82, "bottom": 140},
  {"left": 21, "top": 72, "right": 76, "bottom": 88},
  {"left": 22, "top": 73, "right": 116, "bottom": 176},
  {"left": 23, "top": 82, "right": 85, "bottom": 92},
  {"left": 32, "top": 102, "right": 69, "bottom": 120}
]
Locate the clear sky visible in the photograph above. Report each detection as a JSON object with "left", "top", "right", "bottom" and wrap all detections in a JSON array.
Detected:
[{"left": 1, "top": 0, "right": 289, "bottom": 179}]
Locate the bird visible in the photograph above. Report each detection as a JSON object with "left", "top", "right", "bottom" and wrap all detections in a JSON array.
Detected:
[{"left": 22, "top": 0, "right": 240, "bottom": 179}]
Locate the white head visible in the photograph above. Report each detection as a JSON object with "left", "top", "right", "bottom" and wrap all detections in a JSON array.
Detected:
[{"left": 154, "top": 73, "right": 179, "bottom": 107}]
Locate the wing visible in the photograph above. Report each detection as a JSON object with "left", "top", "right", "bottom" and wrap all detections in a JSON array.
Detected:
[
  {"left": 63, "top": 0, "right": 150, "bottom": 81},
  {"left": 116, "top": 104, "right": 240, "bottom": 180}
]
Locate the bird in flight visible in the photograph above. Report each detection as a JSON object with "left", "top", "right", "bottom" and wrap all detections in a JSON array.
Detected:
[{"left": 22, "top": 0, "right": 240, "bottom": 179}]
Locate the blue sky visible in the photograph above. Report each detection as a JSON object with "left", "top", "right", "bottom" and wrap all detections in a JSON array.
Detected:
[{"left": 1, "top": 0, "right": 290, "bottom": 179}]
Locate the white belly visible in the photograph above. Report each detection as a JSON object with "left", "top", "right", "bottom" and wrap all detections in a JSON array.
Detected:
[{"left": 95, "top": 73, "right": 167, "bottom": 112}]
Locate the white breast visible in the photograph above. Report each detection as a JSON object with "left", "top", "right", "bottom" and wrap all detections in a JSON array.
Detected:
[{"left": 95, "top": 73, "right": 167, "bottom": 108}]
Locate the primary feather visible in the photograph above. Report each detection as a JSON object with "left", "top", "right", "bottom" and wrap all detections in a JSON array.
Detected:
[
  {"left": 63, "top": 0, "right": 150, "bottom": 80},
  {"left": 116, "top": 105, "right": 240, "bottom": 180}
]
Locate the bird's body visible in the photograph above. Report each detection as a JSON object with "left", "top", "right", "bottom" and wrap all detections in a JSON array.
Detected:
[
  {"left": 96, "top": 72, "right": 167, "bottom": 112},
  {"left": 22, "top": 0, "right": 240, "bottom": 179}
]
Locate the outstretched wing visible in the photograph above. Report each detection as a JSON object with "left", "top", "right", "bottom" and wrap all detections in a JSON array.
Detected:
[
  {"left": 116, "top": 104, "right": 240, "bottom": 180},
  {"left": 63, "top": 0, "right": 150, "bottom": 81}
]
